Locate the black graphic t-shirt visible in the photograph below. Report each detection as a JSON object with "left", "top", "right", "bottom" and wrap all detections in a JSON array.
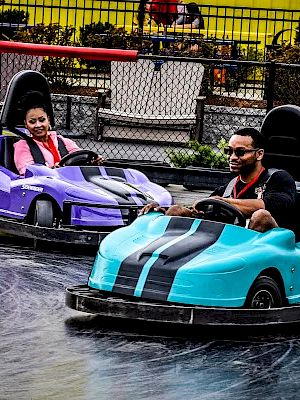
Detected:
[{"left": 211, "top": 169, "right": 297, "bottom": 231}]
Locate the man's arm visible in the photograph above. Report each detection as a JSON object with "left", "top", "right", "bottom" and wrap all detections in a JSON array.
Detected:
[{"left": 211, "top": 196, "right": 265, "bottom": 218}]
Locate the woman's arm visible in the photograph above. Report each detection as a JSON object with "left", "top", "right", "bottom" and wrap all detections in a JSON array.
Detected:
[{"left": 14, "top": 140, "right": 35, "bottom": 175}]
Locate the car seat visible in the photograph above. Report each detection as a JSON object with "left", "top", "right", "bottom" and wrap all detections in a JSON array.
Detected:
[
  {"left": 261, "top": 104, "right": 300, "bottom": 240},
  {"left": 0, "top": 135, "right": 20, "bottom": 174},
  {"left": 0, "top": 70, "right": 56, "bottom": 175},
  {"left": 0, "top": 69, "right": 55, "bottom": 133},
  {"left": 261, "top": 104, "right": 300, "bottom": 181}
]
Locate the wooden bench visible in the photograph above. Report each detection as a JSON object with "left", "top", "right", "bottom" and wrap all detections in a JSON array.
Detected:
[{"left": 97, "top": 58, "right": 205, "bottom": 145}]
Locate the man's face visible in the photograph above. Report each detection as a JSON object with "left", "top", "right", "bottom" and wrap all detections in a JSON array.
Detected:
[{"left": 227, "top": 134, "right": 264, "bottom": 175}]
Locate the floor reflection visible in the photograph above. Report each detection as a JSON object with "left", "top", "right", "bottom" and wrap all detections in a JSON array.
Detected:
[{"left": 1, "top": 242, "right": 300, "bottom": 400}]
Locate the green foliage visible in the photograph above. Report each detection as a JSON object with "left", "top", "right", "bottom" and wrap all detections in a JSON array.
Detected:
[
  {"left": 235, "top": 45, "right": 264, "bottom": 86},
  {"left": 167, "top": 139, "right": 228, "bottom": 169},
  {"left": 266, "top": 43, "right": 300, "bottom": 104},
  {"left": 267, "top": 42, "right": 300, "bottom": 63},
  {"left": 14, "top": 22, "right": 75, "bottom": 45},
  {"left": 14, "top": 23, "right": 77, "bottom": 88},
  {"left": 79, "top": 23, "right": 128, "bottom": 72},
  {"left": 0, "top": 9, "right": 29, "bottom": 24},
  {"left": 79, "top": 21, "right": 114, "bottom": 45},
  {"left": 0, "top": 9, "right": 29, "bottom": 39}
]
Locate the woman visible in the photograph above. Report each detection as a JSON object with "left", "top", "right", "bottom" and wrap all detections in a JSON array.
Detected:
[
  {"left": 172, "top": 2, "right": 204, "bottom": 29},
  {"left": 14, "top": 91, "right": 104, "bottom": 175}
]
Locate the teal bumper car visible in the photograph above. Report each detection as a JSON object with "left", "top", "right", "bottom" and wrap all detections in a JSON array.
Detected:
[{"left": 66, "top": 105, "right": 300, "bottom": 327}]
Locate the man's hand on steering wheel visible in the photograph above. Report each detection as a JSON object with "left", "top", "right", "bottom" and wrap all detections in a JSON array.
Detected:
[
  {"left": 138, "top": 202, "right": 166, "bottom": 216},
  {"left": 192, "top": 197, "right": 246, "bottom": 227}
]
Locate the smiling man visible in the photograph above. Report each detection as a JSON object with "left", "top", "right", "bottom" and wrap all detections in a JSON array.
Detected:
[
  {"left": 196, "top": 127, "right": 297, "bottom": 233},
  {"left": 141, "top": 127, "right": 298, "bottom": 234}
]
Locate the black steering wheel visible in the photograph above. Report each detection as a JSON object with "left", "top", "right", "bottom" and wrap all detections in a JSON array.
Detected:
[
  {"left": 59, "top": 150, "right": 99, "bottom": 167},
  {"left": 194, "top": 198, "right": 246, "bottom": 227}
]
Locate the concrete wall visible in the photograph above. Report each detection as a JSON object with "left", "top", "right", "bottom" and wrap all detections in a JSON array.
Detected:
[
  {"left": 203, "top": 105, "right": 266, "bottom": 145},
  {"left": 51, "top": 93, "right": 267, "bottom": 147}
]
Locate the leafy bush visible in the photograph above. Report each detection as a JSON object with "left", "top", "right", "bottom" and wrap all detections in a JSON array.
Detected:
[
  {"left": 266, "top": 43, "right": 300, "bottom": 104},
  {"left": 0, "top": 9, "right": 29, "bottom": 39},
  {"left": 78, "top": 23, "right": 144, "bottom": 71},
  {"left": 14, "top": 23, "right": 77, "bottom": 89},
  {"left": 167, "top": 138, "right": 228, "bottom": 169},
  {"left": 79, "top": 21, "right": 114, "bottom": 45},
  {"left": 267, "top": 42, "right": 300, "bottom": 63},
  {"left": 79, "top": 22, "right": 128, "bottom": 72},
  {"left": 0, "top": 9, "right": 29, "bottom": 24}
]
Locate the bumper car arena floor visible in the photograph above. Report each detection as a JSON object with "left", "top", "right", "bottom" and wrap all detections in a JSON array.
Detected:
[{"left": 2, "top": 186, "right": 300, "bottom": 399}]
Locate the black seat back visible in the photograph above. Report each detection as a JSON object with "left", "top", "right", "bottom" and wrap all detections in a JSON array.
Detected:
[
  {"left": 261, "top": 105, "right": 300, "bottom": 240},
  {"left": 261, "top": 105, "right": 300, "bottom": 180},
  {"left": 0, "top": 70, "right": 56, "bottom": 174},
  {"left": 0, "top": 70, "right": 55, "bottom": 132},
  {"left": 0, "top": 135, "right": 20, "bottom": 174}
]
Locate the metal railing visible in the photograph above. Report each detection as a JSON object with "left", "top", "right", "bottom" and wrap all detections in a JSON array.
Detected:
[
  {"left": 1, "top": 42, "right": 300, "bottom": 168},
  {"left": 1, "top": 2, "right": 299, "bottom": 56}
]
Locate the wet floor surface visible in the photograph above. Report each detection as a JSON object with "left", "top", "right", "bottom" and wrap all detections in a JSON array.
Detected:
[
  {"left": 2, "top": 242, "right": 300, "bottom": 400},
  {"left": 2, "top": 186, "right": 300, "bottom": 399}
]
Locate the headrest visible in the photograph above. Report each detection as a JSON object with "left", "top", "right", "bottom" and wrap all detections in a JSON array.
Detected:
[
  {"left": 261, "top": 105, "right": 300, "bottom": 154},
  {"left": 261, "top": 105, "right": 300, "bottom": 179},
  {"left": 0, "top": 70, "right": 55, "bottom": 130}
]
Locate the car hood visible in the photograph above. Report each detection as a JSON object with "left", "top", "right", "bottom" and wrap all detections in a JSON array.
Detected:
[
  {"left": 89, "top": 213, "right": 296, "bottom": 302},
  {"left": 23, "top": 164, "right": 171, "bottom": 206}
]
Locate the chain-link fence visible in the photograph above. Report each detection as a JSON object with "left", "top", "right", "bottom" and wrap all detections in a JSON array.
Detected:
[{"left": 1, "top": 49, "right": 300, "bottom": 166}]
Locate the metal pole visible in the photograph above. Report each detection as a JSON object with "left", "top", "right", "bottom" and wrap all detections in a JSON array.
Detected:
[
  {"left": 138, "top": 0, "right": 147, "bottom": 33},
  {"left": 267, "top": 60, "right": 276, "bottom": 112}
]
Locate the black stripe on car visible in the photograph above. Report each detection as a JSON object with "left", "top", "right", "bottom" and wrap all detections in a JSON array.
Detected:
[
  {"left": 141, "top": 220, "right": 225, "bottom": 301},
  {"left": 80, "top": 166, "right": 148, "bottom": 205},
  {"left": 104, "top": 167, "right": 126, "bottom": 180},
  {"left": 112, "top": 217, "right": 195, "bottom": 296}
]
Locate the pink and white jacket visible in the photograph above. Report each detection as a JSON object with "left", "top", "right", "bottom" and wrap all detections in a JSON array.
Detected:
[{"left": 14, "top": 131, "right": 80, "bottom": 175}]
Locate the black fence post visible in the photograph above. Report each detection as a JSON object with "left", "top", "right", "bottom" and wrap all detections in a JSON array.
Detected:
[
  {"left": 138, "top": 0, "right": 147, "bottom": 33},
  {"left": 267, "top": 60, "right": 276, "bottom": 112},
  {"left": 66, "top": 95, "right": 72, "bottom": 130}
]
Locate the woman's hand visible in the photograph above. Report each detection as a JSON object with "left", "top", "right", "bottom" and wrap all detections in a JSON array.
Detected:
[
  {"left": 51, "top": 162, "right": 60, "bottom": 169},
  {"left": 91, "top": 155, "right": 106, "bottom": 165}
]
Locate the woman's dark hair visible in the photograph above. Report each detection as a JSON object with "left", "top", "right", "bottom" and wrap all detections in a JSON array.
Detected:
[
  {"left": 234, "top": 127, "right": 266, "bottom": 149},
  {"left": 19, "top": 90, "right": 48, "bottom": 118},
  {"left": 186, "top": 2, "right": 200, "bottom": 15},
  {"left": 186, "top": 2, "right": 204, "bottom": 28}
]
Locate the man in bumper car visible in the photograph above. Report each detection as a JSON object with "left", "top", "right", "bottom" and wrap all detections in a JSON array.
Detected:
[{"left": 141, "top": 127, "right": 297, "bottom": 234}]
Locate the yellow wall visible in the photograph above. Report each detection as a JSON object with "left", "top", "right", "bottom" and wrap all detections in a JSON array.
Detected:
[
  {"left": 4, "top": 1, "right": 300, "bottom": 26},
  {"left": 3, "top": 0, "right": 300, "bottom": 44},
  {"left": 197, "top": 1, "right": 299, "bottom": 9}
]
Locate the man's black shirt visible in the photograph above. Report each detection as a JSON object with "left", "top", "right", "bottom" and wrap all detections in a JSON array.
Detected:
[{"left": 211, "top": 169, "right": 297, "bottom": 232}]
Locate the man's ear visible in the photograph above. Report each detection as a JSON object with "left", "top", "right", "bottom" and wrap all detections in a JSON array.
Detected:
[{"left": 257, "top": 149, "right": 264, "bottom": 161}]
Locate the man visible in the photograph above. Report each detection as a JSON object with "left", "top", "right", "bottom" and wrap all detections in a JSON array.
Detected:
[{"left": 141, "top": 127, "right": 297, "bottom": 234}]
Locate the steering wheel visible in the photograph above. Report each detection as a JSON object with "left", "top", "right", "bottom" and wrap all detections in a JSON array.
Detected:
[
  {"left": 59, "top": 150, "right": 99, "bottom": 167},
  {"left": 194, "top": 198, "right": 246, "bottom": 227}
]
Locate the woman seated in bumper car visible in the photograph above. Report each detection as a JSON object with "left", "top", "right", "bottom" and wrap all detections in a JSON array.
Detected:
[{"left": 14, "top": 91, "right": 104, "bottom": 175}]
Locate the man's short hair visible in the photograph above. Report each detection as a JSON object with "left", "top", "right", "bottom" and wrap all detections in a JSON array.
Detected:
[{"left": 233, "top": 127, "right": 265, "bottom": 149}]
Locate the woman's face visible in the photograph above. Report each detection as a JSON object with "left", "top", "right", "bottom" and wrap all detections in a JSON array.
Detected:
[{"left": 25, "top": 108, "right": 50, "bottom": 140}]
